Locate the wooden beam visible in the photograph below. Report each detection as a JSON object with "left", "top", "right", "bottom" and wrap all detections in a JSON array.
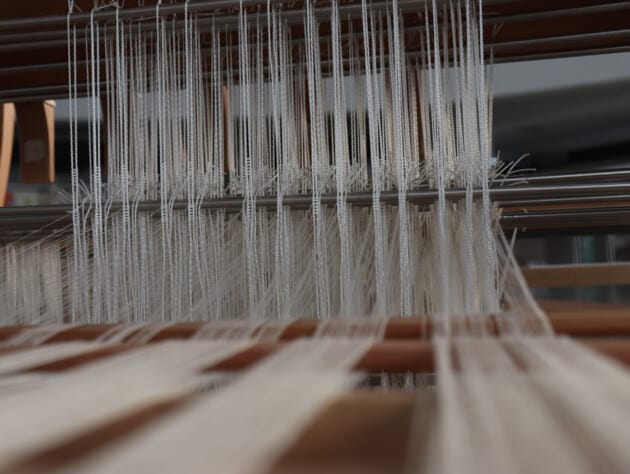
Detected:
[
  {"left": 2, "top": 337, "right": 629, "bottom": 375},
  {"left": 204, "top": 338, "right": 630, "bottom": 373},
  {"left": 0, "top": 103, "right": 15, "bottom": 207},
  {"left": 2, "top": 306, "right": 630, "bottom": 345},
  {"left": 522, "top": 263, "right": 630, "bottom": 288}
]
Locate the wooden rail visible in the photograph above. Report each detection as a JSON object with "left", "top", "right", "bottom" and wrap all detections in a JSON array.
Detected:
[
  {"left": 3, "top": 307, "right": 630, "bottom": 344},
  {"left": 522, "top": 263, "right": 630, "bottom": 288}
]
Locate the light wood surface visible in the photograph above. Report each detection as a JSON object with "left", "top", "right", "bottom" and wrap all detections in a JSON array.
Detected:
[{"left": 0, "top": 103, "right": 15, "bottom": 207}]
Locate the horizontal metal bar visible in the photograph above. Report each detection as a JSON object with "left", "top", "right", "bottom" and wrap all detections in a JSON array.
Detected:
[
  {"left": 1, "top": 182, "right": 629, "bottom": 219},
  {"left": 492, "top": 44, "right": 630, "bottom": 64},
  {"left": 502, "top": 207, "right": 630, "bottom": 232},
  {"left": 3, "top": 207, "right": 630, "bottom": 243},
  {"left": 497, "top": 169, "right": 630, "bottom": 185},
  {"left": 490, "top": 28, "right": 630, "bottom": 51},
  {"left": 3, "top": 196, "right": 625, "bottom": 224},
  {"left": 499, "top": 194, "right": 630, "bottom": 208}
]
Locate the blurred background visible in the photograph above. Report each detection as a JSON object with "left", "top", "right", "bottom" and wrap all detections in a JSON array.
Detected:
[
  {"left": 4, "top": 51, "right": 630, "bottom": 304},
  {"left": 492, "top": 52, "right": 630, "bottom": 304}
]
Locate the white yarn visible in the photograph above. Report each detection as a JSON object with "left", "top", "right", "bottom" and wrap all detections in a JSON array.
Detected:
[
  {"left": 0, "top": 0, "right": 548, "bottom": 336},
  {"left": 0, "top": 340, "right": 249, "bottom": 471},
  {"left": 63, "top": 338, "right": 373, "bottom": 474}
]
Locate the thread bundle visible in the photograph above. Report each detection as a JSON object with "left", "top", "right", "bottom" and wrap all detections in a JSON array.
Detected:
[{"left": 0, "top": 0, "right": 540, "bottom": 329}]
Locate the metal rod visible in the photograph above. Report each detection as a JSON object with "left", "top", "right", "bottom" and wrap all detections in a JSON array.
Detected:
[
  {"left": 498, "top": 169, "right": 630, "bottom": 185},
  {"left": 1, "top": 182, "right": 629, "bottom": 218},
  {"left": 499, "top": 194, "right": 630, "bottom": 208},
  {"left": 490, "top": 28, "right": 630, "bottom": 51},
  {"left": 492, "top": 45, "right": 630, "bottom": 64},
  {"left": 2, "top": 207, "right": 630, "bottom": 242},
  {"left": 501, "top": 208, "right": 630, "bottom": 232}
]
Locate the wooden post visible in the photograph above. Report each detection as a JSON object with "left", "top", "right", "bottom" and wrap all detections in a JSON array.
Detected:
[
  {"left": 0, "top": 103, "right": 16, "bottom": 207},
  {"left": 15, "top": 100, "right": 56, "bottom": 184}
]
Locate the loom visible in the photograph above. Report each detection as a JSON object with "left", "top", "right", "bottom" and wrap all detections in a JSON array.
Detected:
[{"left": 1, "top": 1, "right": 630, "bottom": 473}]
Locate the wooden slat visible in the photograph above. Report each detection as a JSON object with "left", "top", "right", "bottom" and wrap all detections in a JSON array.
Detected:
[
  {"left": 0, "top": 103, "right": 15, "bottom": 207},
  {"left": 538, "top": 298, "right": 630, "bottom": 312},
  {"left": 522, "top": 263, "right": 630, "bottom": 288},
  {"left": 199, "top": 341, "right": 436, "bottom": 373},
  {"left": 204, "top": 338, "right": 630, "bottom": 373},
  {"left": 1, "top": 337, "right": 627, "bottom": 375}
]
